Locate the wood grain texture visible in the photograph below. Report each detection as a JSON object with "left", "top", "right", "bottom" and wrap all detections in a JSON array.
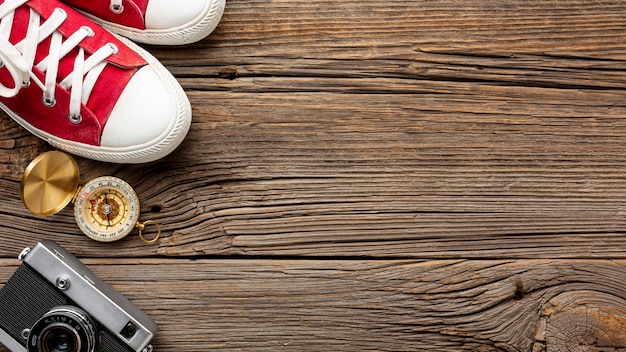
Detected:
[
  {"left": 1, "top": 0, "right": 626, "bottom": 258},
  {"left": 0, "top": 0, "right": 626, "bottom": 350},
  {"left": 1, "top": 259, "right": 626, "bottom": 352}
]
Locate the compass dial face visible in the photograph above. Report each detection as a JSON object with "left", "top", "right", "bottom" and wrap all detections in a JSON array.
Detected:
[{"left": 74, "top": 176, "right": 140, "bottom": 242}]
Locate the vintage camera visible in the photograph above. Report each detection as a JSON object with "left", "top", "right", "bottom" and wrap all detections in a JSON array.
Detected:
[{"left": 0, "top": 240, "right": 157, "bottom": 352}]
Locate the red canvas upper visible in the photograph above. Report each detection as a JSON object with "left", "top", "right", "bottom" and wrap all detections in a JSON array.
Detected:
[
  {"left": 0, "top": 0, "right": 147, "bottom": 146},
  {"left": 61, "top": 0, "right": 149, "bottom": 30}
]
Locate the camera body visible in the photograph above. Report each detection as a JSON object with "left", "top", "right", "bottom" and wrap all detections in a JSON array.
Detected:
[{"left": 0, "top": 240, "right": 157, "bottom": 352}]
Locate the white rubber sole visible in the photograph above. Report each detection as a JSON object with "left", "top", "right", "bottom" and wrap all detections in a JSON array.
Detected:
[
  {"left": 83, "top": 0, "right": 225, "bottom": 45},
  {"left": 2, "top": 36, "right": 192, "bottom": 164}
]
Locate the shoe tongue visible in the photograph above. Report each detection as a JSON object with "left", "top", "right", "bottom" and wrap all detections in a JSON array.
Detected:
[{"left": 25, "top": 0, "right": 147, "bottom": 69}]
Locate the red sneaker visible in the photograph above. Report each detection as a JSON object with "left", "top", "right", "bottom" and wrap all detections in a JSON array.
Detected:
[
  {"left": 0, "top": 0, "right": 191, "bottom": 163},
  {"left": 62, "top": 0, "right": 225, "bottom": 45}
]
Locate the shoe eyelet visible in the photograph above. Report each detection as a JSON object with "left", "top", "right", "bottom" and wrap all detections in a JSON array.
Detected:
[
  {"left": 68, "top": 113, "right": 82, "bottom": 124},
  {"left": 110, "top": 3, "right": 124, "bottom": 14},
  {"left": 42, "top": 96, "right": 56, "bottom": 107},
  {"left": 22, "top": 80, "right": 30, "bottom": 88}
]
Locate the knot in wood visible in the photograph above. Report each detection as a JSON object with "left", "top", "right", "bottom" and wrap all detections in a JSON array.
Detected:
[{"left": 537, "top": 291, "right": 626, "bottom": 352}]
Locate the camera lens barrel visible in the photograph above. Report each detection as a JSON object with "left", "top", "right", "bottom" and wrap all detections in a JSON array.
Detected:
[{"left": 27, "top": 306, "right": 98, "bottom": 352}]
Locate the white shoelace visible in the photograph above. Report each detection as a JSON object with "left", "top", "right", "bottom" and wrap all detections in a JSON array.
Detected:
[{"left": 0, "top": 0, "right": 117, "bottom": 123}]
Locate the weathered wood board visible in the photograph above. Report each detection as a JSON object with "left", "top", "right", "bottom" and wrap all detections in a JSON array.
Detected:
[
  {"left": 1, "top": 0, "right": 626, "bottom": 351},
  {"left": 2, "top": 259, "right": 626, "bottom": 351}
]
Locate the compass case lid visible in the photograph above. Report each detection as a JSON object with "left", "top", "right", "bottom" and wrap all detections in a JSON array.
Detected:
[{"left": 21, "top": 151, "right": 80, "bottom": 216}]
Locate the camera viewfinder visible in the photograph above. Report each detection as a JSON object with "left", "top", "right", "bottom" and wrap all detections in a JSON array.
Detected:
[{"left": 120, "top": 322, "right": 138, "bottom": 340}]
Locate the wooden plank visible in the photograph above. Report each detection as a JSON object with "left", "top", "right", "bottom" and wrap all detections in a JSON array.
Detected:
[
  {"left": 1, "top": 0, "right": 626, "bottom": 351},
  {"left": 0, "top": 258, "right": 625, "bottom": 351},
  {"left": 1, "top": 1, "right": 626, "bottom": 258},
  {"left": 4, "top": 86, "right": 626, "bottom": 258}
]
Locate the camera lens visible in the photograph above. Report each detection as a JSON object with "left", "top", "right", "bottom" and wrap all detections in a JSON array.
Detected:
[
  {"left": 41, "top": 325, "right": 78, "bottom": 352},
  {"left": 28, "top": 306, "right": 98, "bottom": 352}
]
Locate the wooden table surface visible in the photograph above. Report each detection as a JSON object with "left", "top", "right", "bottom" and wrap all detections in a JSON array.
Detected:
[{"left": 2, "top": 0, "right": 626, "bottom": 351}]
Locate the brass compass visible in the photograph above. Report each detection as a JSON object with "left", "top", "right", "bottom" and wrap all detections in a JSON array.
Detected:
[{"left": 20, "top": 151, "right": 160, "bottom": 243}]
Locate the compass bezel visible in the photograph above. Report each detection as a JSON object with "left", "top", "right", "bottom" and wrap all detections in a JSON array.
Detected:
[{"left": 74, "top": 176, "right": 141, "bottom": 242}]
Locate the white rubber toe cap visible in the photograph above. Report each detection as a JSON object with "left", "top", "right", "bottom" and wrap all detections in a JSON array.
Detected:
[
  {"left": 144, "top": 0, "right": 208, "bottom": 30},
  {"left": 93, "top": 0, "right": 226, "bottom": 45},
  {"left": 101, "top": 66, "right": 176, "bottom": 149}
]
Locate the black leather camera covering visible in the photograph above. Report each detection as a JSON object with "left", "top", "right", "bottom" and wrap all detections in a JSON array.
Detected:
[
  {"left": 0, "top": 263, "right": 132, "bottom": 352},
  {"left": 0, "top": 264, "right": 66, "bottom": 343}
]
